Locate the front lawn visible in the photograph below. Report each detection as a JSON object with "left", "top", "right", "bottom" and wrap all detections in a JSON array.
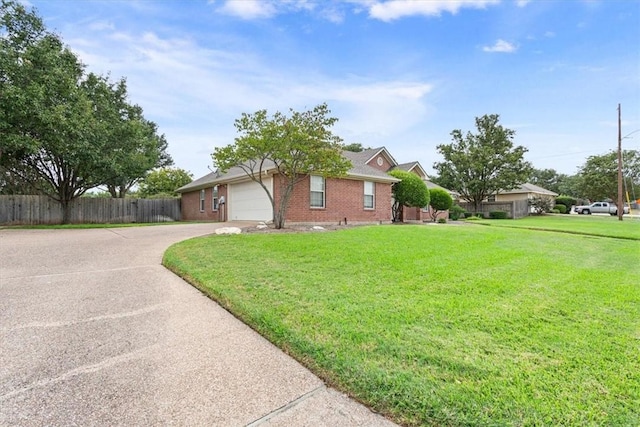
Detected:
[
  {"left": 476, "top": 214, "right": 640, "bottom": 240},
  {"left": 164, "top": 225, "right": 639, "bottom": 426}
]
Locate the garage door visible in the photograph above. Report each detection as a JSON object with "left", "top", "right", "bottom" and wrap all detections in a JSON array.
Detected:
[{"left": 228, "top": 178, "right": 273, "bottom": 221}]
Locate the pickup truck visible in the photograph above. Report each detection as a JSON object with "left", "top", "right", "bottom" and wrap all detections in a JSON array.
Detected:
[{"left": 574, "top": 202, "right": 629, "bottom": 215}]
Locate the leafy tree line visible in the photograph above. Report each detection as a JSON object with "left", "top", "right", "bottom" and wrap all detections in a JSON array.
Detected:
[
  {"left": 0, "top": 1, "right": 172, "bottom": 221},
  {"left": 430, "top": 112, "right": 640, "bottom": 207}
]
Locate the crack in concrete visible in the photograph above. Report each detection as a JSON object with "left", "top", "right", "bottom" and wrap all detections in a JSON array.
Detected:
[
  {"left": 0, "top": 344, "right": 158, "bottom": 402},
  {"left": 1, "top": 264, "right": 161, "bottom": 280},
  {"left": 3, "top": 302, "right": 168, "bottom": 332},
  {"left": 245, "top": 385, "right": 327, "bottom": 426}
]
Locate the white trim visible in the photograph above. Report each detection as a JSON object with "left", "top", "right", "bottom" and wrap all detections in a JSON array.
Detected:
[
  {"left": 310, "top": 175, "right": 325, "bottom": 208},
  {"left": 364, "top": 181, "right": 375, "bottom": 209}
]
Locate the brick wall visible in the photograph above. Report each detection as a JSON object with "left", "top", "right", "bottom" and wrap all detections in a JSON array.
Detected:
[
  {"left": 282, "top": 175, "right": 392, "bottom": 223},
  {"left": 367, "top": 153, "right": 393, "bottom": 172},
  {"left": 180, "top": 184, "right": 227, "bottom": 221},
  {"left": 180, "top": 176, "right": 393, "bottom": 224}
]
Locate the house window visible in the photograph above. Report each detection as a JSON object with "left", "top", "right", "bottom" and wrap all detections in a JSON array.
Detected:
[
  {"left": 310, "top": 175, "right": 325, "bottom": 208},
  {"left": 212, "top": 186, "right": 219, "bottom": 211},
  {"left": 199, "top": 189, "right": 205, "bottom": 212},
  {"left": 364, "top": 181, "right": 375, "bottom": 209},
  {"left": 487, "top": 195, "right": 496, "bottom": 202}
]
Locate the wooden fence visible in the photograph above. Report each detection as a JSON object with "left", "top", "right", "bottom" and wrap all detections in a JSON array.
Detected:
[
  {"left": 459, "top": 199, "right": 530, "bottom": 219},
  {"left": 0, "top": 195, "right": 181, "bottom": 225}
]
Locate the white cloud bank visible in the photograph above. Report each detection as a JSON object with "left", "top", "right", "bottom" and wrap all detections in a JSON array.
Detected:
[
  {"left": 212, "top": 0, "right": 501, "bottom": 23},
  {"left": 482, "top": 39, "right": 518, "bottom": 53},
  {"left": 368, "top": 0, "right": 500, "bottom": 21}
]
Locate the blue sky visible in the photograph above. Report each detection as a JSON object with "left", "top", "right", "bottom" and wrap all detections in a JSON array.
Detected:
[{"left": 26, "top": 0, "right": 640, "bottom": 179}]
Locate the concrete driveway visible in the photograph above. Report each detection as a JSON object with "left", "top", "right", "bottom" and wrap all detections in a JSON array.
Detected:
[{"left": 0, "top": 223, "right": 395, "bottom": 426}]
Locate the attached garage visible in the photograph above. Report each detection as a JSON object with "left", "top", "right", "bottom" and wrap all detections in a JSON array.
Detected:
[{"left": 228, "top": 178, "right": 273, "bottom": 221}]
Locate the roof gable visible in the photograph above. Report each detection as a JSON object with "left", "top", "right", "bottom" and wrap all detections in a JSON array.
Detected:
[
  {"left": 394, "top": 161, "right": 428, "bottom": 178},
  {"left": 499, "top": 183, "right": 558, "bottom": 196}
]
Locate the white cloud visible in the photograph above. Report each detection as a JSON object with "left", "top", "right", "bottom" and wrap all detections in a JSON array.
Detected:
[
  {"left": 515, "top": 0, "right": 530, "bottom": 7},
  {"left": 65, "top": 25, "right": 435, "bottom": 177},
  {"left": 217, "top": 0, "right": 278, "bottom": 20},
  {"left": 214, "top": 0, "right": 344, "bottom": 22},
  {"left": 367, "top": 0, "right": 500, "bottom": 22},
  {"left": 88, "top": 21, "right": 115, "bottom": 32},
  {"left": 482, "top": 39, "right": 518, "bottom": 53}
]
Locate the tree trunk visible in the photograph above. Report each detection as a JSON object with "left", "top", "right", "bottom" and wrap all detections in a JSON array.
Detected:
[
  {"left": 392, "top": 201, "right": 403, "bottom": 222},
  {"left": 61, "top": 199, "right": 71, "bottom": 224}
]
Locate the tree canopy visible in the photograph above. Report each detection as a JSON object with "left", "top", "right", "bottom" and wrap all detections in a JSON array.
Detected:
[
  {"left": 138, "top": 168, "right": 193, "bottom": 198},
  {"left": 428, "top": 187, "right": 453, "bottom": 222},
  {"left": 433, "top": 114, "right": 532, "bottom": 211},
  {"left": 342, "top": 143, "right": 369, "bottom": 152},
  {"left": 388, "top": 170, "right": 429, "bottom": 222},
  {"left": 578, "top": 149, "right": 640, "bottom": 203},
  {"left": 212, "top": 103, "right": 351, "bottom": 229},
  {"left": 528, "top": 168, "right": 569, "bottom": 195},
  {"left": 0, "top": 1, "right": 170, "bottom": 221}
]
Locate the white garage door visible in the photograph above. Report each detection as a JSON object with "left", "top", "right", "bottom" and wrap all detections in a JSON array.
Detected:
[{"left": 228, "top": 178, "right": 273, "bottom": 221}]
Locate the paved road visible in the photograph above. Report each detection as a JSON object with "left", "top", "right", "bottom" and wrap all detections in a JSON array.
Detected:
[{"left": 0, "top": 224, "right": 395, "bottom": 426}]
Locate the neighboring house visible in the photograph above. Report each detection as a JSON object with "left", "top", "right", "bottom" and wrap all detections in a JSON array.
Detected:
[
  {"left": 489, "top": 183, "right": 558, "bottom": 203},
  {"left": 479, "top": 183, "right": 558, "bottom": 215},
  {"left": 177, "top": 147, "right": 409, "bottom": 224}
]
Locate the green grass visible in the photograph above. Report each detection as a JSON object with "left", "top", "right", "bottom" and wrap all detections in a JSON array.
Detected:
[
  {"left": 474, "top": 214, "right": 640, "bottom": 240},
  {"left": 164, "top": 224, "right": 639, "bottom": 426}
]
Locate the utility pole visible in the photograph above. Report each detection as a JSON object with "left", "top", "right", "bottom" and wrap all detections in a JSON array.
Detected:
[{"left": 617, "top": 104, "right": 623, "bottom": 221}]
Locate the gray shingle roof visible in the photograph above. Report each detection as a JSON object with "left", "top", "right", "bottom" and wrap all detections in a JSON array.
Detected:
[
  {"left": 177, "top": 148, "right": 399, "bottom": 193},
  {"left": 500, "top": 183, "right": 558, "bottom": 196}
]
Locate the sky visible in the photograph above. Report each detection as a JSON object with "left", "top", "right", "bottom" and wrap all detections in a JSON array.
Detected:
[{"left": 23, "top": 0, "right": 640, "bottom": 179}]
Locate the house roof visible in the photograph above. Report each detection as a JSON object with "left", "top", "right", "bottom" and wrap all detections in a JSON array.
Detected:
[
  {"left": 177, "top": 148, "right": 399, "bottom": 193},
  {"left": 392, "top": 161, "right": 428, "bottom": 178},
  {"left": 499, "top": 183, "right": 558, "bottom": 196},
  {"left": 348, "top": 147, "right": 399, "bottom": 168},
  {"left": 423, "top": 179, "right": 459, "bottom": 196}
]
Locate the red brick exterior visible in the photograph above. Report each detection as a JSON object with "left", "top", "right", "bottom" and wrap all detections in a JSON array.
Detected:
[
  {"left": 279, "top": 175, "right": 392, "bottom": 224},
  {"left": 180, "top": 184, "right": 228, "bottom": 221},
  {"left": 180, "top": 175, "right": 393, "bottom": 223}
]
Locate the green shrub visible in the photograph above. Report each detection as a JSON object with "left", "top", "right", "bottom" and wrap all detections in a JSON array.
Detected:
[
  {"left": 554, "top": 204, "right": 567, "bottom": 214},
  {"left": 489, "top": 211, "right": 508, "bottom": 219},
  {"left": 465, "top": 216, "right": 481, "bottom": 221},
  {"left": 475, "top": 212, "right": 485, "bottom": 218},
  {"left": 551, "top": 209, "right": 560, "bottom": 214},
  {"left": 449, "top": 205, "right": 466, "bottom": 221},
  {"left": 437, "top": 218, "right": 447, "bottom": 224},
  {"left": 555, "top": 195, "right": 576, "bottom": 214},
  {"left": 464, "top": 212, "right": 475, "bottom": 218}
]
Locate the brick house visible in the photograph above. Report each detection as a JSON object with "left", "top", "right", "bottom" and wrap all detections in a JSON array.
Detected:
[{"left": 176, "top": 147, "right": 437, "bottom": 224}]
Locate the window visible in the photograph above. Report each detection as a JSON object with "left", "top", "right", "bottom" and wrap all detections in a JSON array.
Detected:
[
  {"left": 212, "top": 186, "right": 219, "bottom": 211},
  {"left": 487, "top": 195, "right": 496, "bottom": 202},
  {"left": 199, "top": 189, "right": 205, "bottom": 212},
  {"left": 310, "top": 175, "right": 325, "bottom": 208},
  {"left": 364, "top": 181, "right": 375, "bottom": 209}
]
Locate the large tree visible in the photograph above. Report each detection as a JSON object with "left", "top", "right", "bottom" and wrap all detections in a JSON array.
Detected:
[
  {"left": 1, "top": 1, "right": 101, "bottom": 222},
  {"left": 1, "top": 1, "right": 170, "bottom": 221},
  {"left": 82, "top": 74, "right": 173, "bottom": 198},
  {"left": 138, "top": 167, "right": 193, "bottom": 198},
  {"left": 578, "top": 149, "right": 640, "bottom": 203},
  {"left": 212, "top": 103, "right": 351, "bottom": 229},
  {"left": 388, "top": 170, "right": 430, "bottom": 222},
  {"left": 528, "top": 168, "right": 568, "bottom": 195},
  {"left": 433, "top": 114, "right": 532, "bottom": 211}
]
